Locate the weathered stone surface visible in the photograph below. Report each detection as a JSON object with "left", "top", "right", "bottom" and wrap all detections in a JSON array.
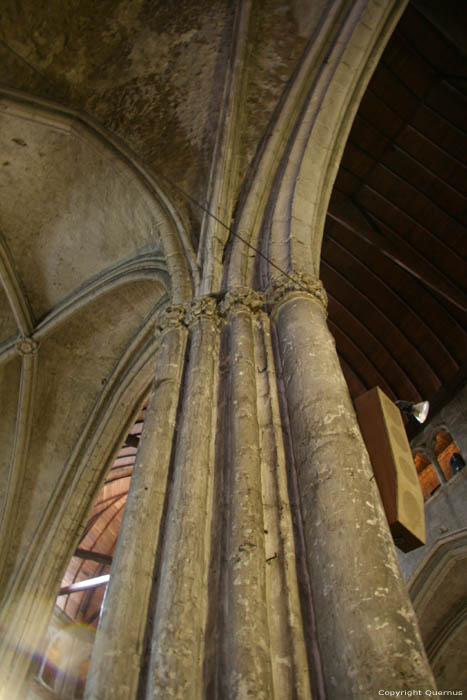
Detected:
[
  {"left": 148, "top": 308, "right": 221, "bottom": 699},
  {"left": 0, "top": 0, "right": 234, "bottom": 233},
  {"left": 273, "top": 291, "right": 436, "bottom": 697},
  {"left": 0, "top": 2, "right": 446, "bottom": 698},
  {"left": 221, "top": 308, "right": 273, "bottom": 699},
  {"left": 85, "top": 324, "right": 188, "bottom": 700}
]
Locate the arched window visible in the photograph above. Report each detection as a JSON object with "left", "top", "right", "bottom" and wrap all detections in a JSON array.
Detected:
[
  {"left": 37, "top": 403, "right": 147, "bottom": 698},
  {"left": 414, "top": 451, "right": 440, "bottom": 501},
  {"left": 433, "top": 430, "right": 464, "bottom": 481}
]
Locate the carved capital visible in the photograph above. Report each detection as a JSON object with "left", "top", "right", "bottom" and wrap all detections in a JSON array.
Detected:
[
  {"left": 156, "top": 304, "right": 189, "bottom": 333},
  {"left": 16, "top": 336, "right": 39, "bottom": 355},
  {"left": 186, "top": 295, "right": 221, "bottom": 327},
  {"left": 220, "top": 286, "right": 266, "bottom": 318},
  {"left": 267, "top": 272, "right": 327, "bottom": 314}
]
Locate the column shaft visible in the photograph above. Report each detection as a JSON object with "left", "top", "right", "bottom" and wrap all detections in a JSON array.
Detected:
[
  {"left": 85, "top": 323, "right": 188, "bottom": 700},
  {"left": 148, "top": 308, "right": 220, "bottom": 699},
  {"left": 273, "top": 292, "right": 436, "bottom": 698},
  {"left": 222, "top": 308, "right": 273, "bottom": 699},
  {"left": 254, "top": 313, "right": 312, "bottom": 700}
]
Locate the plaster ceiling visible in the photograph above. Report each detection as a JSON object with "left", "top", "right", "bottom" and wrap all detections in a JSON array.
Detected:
[{"left": 0, "top": 100, "right": 169, "bottom": 594}]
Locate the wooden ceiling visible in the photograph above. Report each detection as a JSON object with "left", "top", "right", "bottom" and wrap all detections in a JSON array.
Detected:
[{"left": 322, "top": 2, "right": 466, "bottom": 435}]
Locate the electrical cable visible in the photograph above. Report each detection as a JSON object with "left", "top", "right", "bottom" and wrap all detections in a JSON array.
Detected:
[{"left": 153, "top": 168, "right": 311, "bottom": 290}]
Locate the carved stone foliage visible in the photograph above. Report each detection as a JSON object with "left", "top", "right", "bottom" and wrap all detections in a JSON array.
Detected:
[
  {"left": 219, "top": 286, "right": 266, "bottom": 318},
  {"left": 186, "top": 295, "right": 220, "bottom": 326},
  {"left": 156, "top": 304, "right": 190, "bottom": 333},
  {"left": 267, "top": 272, "right": 328, "bottom": 314}
]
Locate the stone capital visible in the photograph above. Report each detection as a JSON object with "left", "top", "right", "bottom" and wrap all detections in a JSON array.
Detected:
[
  {"left": 267, "top": 272, "right": 327, "bottom": 316},
  {"left": 156, "top": 304, "right": 189, "bottom": 334},
  {"left": 219, "top": 286, "right": 266, "bottom": 319},
  {"left": 186, "top": 295, "right": 221, "bottom": 327}
]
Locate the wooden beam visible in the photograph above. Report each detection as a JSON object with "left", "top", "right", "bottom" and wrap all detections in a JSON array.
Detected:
[{"left": 74, "top": 548, "right": 113, "bottom": 565}]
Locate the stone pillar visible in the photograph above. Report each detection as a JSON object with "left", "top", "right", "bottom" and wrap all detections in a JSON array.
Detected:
[
  {"left": 269, "top": 273, "right": 436, "bottom": 698},
  {"left": 86, "top": 290, "right": 313, "bottom": 700},
  {"left": 219, "top": 288, "right": 273, "bottom": 700},
  {"left": 426, "top": 445, "right": 447, "bottom": 485},
  {"left": 218, "top": 287, "right": 312, "bottom": 699},
  {"left": 148, "top": 296, "right": 221, "bottom": 699},
  {"left": 85, "top": 307, "right": 188, "bottom": 700}
]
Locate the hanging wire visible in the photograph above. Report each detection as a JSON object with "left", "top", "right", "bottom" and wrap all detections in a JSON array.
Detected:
[{"left": 154, "top": 169, "right": 311, "bottom": 290}]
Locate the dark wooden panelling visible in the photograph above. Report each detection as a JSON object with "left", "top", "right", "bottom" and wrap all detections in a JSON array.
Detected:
[{"left": 323, "top": 2, "right": 467, "bottom": 428}]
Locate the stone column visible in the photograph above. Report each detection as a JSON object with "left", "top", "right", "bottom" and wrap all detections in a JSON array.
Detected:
[
  {"left": 85, "top": 306, "right": 188, "bottom": 700},
  {"left": 269, "top": 273, "right": 436, "bottom": 698},
  {"left": 253, "top": 309, "right": 313, "bottom": 700},
  {"left": 219, "top": 288, "right": 273, "bottom": 700},
  {"left": 217, "top": 287, "right": 313, "bottom": 699},
  {"left": 148, "top": 296, "right": 221, "bottom": 699},
  {"left": 426, "top": 445, "right": 447, "bottom": 485}
]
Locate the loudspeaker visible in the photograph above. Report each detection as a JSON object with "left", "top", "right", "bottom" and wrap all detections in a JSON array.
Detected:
[{"left": 355, "top": 386, "right": 425, "bottom": 552}]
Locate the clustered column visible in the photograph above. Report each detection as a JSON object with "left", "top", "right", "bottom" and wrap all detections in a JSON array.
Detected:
[{"left": 86, "top": 276, "right": 436, "bottom": 700}]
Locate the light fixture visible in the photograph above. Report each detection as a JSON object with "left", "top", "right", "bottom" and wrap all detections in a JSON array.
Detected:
[{"left": 395, "top": 400, "right": 430, "bottom": 424}]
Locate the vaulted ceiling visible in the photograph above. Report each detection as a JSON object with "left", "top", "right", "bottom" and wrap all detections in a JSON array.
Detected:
[{"left": 1, "top": 0, "right": 466, "bottom": 622}]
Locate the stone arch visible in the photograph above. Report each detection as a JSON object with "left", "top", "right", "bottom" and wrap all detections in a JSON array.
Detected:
[
  {"left": 0, "top": 88, "right": 196, "bottom": 303},
  {"left": 409, "top": 530, "right": 467, "bottom": 691},
  {"left": 412, "top": 447, "right": 442, "bottom": 500},
  {"left": 226, "top": 0, "right": 407, "bottom": 289},
  {"left": 0, "top": 90, "right": 195, "bottom": 694}
]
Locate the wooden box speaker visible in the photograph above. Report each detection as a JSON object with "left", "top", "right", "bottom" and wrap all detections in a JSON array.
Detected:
[{"left": 355, "top": 386, "right": 425, "bottom": 552}]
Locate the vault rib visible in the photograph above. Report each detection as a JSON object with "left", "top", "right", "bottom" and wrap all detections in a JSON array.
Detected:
[
  {"left": 0, "top": 351, "right": 38, "bottom": 590},
  {"left": 0, "top": 231, "right": 34, "bottom": 335}
]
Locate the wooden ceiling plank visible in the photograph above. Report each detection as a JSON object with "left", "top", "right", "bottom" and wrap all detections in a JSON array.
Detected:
[
  {"left": 113, "top": 455, "right": 138, "bottom": 467},
  {"left": 324, "top": 218, "right": 464, "bottom": 373},
  {"left": 351, "top": 190, "right": 467, "bottom": 305},
  {"left": 370, "top": 161, "right": 467, "bottom": 241},
  {"left": 398, "top": 126, "right": 467, "bottom": 186},
  {"left": 79, "top": 501, "right": 126, "bottom": 568},
  {"left": 338, "top": 134, "right": 467, "bottom": 247},
  {"left": 337, "top": 356, "right": 366, "bottom": 398},
  {"left": 400, "top": 5, "right": 461, "bottom": 71},
  {"left": 384, "top": 145, "right": 467, "bottom": 225},
  {"left": 425, "top": 82, "right": 467, "bottom": 133},
  {"left": 328, "top": 335, "right": 369, "bottom": 396},
  {"left": 327, "top": 200, "right": 467, "bottom": 315},
  {"left": 338, "top": 144, "right": 467, "bottom": 260},
  {"left": 327, "top": 292, "right": 453, "bottom": 397},
  {"left": 412, "top": 104, "right": 467, "bottom": 162},
  {"left": 358, "top": 88, "right": 404, "bottom": 139},
  {"left": 327, "top": 317, "right": 394, "bottom": 399},
  {"left": 369, "top": 62, "right": 419, "bottom": 121},
  {"left": 321, "top": 240, "right": 442, "bottom": 396},
  {"left": 321, "top": 258, "right": 428, "bottom": 400}
]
